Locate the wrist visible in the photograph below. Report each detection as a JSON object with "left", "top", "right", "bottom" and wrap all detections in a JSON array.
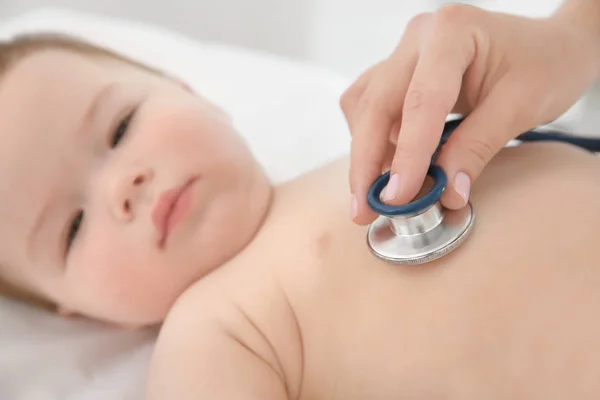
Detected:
[
  {"left": 552, "top": 0, "right": 600, "bottom": 37},
  {"left": 550, "top": 0, "right": 600, "bottom": 78}
]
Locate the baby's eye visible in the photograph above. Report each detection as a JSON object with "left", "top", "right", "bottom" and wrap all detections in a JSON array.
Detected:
[
  {"left": 66, "top": 210, "right": 84, "bottom": 255},
  {"left": 111, "top": 112, "right": 134, "bottom": 148}
]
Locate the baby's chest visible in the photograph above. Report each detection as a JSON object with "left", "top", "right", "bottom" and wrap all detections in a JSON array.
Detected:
[{"left": 283, "top": 257, "right": 473, "bottom": 399}]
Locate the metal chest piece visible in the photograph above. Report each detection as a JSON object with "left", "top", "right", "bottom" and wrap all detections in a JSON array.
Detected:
[
  {"left": 366, "top": 200, "right": 474, "bottom": 265},
  {"left": 366, "top": 163, "right": 475, "bottom": 265}
]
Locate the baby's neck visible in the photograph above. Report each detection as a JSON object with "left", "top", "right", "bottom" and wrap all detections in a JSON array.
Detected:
[{"left": 207, "top": 156, "right": 351, "bottom": 279}]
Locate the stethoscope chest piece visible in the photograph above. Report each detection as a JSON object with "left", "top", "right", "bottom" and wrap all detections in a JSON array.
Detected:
[
  {"left": 366, "top": 164, "right": 475, "bottom": 265},
  {"left": 364, "top": 115, "right": 600, "bottom": 265},
  {"left": 366, "top": 200, "right": 474, "bottom": 265}
]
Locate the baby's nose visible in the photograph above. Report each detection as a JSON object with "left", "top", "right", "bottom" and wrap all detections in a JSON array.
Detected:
[{"left": 111, "top": 167, "right": 154, "bottom": 221}]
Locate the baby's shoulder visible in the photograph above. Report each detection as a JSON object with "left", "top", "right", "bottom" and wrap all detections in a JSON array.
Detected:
[
  {"left": 149, "top": 261, "right": 304, "bottom": 399},
  {"left": 161, "top": 260, "right": 291, "bottom": 335}
]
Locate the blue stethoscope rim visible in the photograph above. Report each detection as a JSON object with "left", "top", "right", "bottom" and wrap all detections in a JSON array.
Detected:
[{"left": 367, "top": 165, "right": 447, "bottom": 216}]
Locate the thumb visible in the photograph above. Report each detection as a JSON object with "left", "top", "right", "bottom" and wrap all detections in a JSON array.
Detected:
[{"left": 435, "top": 92, "right": 524, "bottom": 209}]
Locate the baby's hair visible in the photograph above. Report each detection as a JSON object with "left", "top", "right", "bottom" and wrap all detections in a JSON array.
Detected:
[
  {"left": 0, "top": 31, "right": 164, "bottom": 77},
  {"left": 0, "top": 31, "right": 165, "bottom": 312}
]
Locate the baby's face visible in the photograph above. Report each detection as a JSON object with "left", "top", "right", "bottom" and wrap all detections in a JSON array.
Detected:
[{"left": 0, "top": 49, "right": 271, "bottom": 326}]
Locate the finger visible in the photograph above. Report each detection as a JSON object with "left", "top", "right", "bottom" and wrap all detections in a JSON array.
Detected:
[
  {"left": 435, "top": 85, "right": 525, "bottom": 209},
  {"left": 344, "top": 64, "right": 396, "bottom": 226},
  {"left": 349, "top": 99, "right": 396, "bottom": 225},
  {"left": 349, "top": 55, "right": 423, "bottom": 224},
  {"left": 384, "top": 23, "right": 476, "bottom": 207},
  {"left": 349, "top": 13, "right": 430, "bottom": 224}
]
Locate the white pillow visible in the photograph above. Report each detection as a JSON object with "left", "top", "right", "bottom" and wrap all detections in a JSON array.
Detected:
[{"left": 0, "top": 8, "right": 352, "bottom": 400}]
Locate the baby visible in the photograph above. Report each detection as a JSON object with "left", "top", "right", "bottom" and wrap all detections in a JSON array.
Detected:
[{"left": 2, "top": 33, "right": 600, "bottom": 400}]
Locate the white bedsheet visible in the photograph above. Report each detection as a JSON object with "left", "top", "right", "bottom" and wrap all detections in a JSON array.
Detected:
[{"left": 0, "top": 8, "right": 351, "bottom": 400}]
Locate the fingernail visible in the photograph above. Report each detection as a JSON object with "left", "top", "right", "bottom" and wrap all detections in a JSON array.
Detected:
[
  {"left": 454, "top": 172, "right": 471, "bottom": 203},
  {"left": 383, "top": 174, "right": 401, "bottom": 202},
  {"left": 351, "top": 195, "right": 358, "bottom": 219}
]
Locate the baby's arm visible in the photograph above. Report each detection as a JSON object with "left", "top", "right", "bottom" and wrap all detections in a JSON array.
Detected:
[{"left": 146, "top": 295, "right": 289, "bottom": 400}]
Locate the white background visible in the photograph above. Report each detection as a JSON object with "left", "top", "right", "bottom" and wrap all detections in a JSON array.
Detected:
[
  {"left": 0, "top": 0, "right": 564, "bottom": 79},
  {"left": 5, "top": 0, "right": 600, "bottom": 134}
]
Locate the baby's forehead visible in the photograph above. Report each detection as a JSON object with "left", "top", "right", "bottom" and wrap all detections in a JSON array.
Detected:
[
  {"left": 0, "top": 51, "right": 108, "bottom": 130},
  {"left": 0, "top": 49, "right": 140, "bottom": 138},
  {"left": 2, "top": 48, "right": 165, "bottom": 106}
]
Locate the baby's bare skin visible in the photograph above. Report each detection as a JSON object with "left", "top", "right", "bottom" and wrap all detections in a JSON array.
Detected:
[{"left": 148, "top": 142, "right": 600, "bottom": 399}]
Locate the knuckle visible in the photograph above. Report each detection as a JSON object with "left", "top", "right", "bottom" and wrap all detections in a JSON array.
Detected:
[
  {"left": 339, "top": 88, "right": 356, "bottom": 114},
  {"left": 356, "top": 87, "right": 386, "bottom": 117},
  {"left": 434, "top": 3, "right": 476, "bottom": 28},
  {"left": 464, "top": 137, "right": 496, "bottom": 170},
  {"left": 403, "top": 84, "right": 427, "bottom": 112},
  {"left": 405, "top": 12, "right": 431, "bottom": 34},
  {"left": 403, "top": 84, "right": 445, "bottom": 114},
  {"left": 434, "top": 3, "right": 474, "bottom": 24},
  {"left": 339, "top": 63, "right": 383, "bottom": 118},
  {"left": 340, "top": 61, "right": 383, "bottom": 110}
]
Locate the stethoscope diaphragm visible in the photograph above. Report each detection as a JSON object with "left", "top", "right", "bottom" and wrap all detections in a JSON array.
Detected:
[{"left": 366, "top": 165, "right": 474, "bottom": 265}]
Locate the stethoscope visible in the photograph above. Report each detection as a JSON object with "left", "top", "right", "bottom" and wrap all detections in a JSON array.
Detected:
[{"left": 366, "top": 117, "right": 600, "bottom": 265}]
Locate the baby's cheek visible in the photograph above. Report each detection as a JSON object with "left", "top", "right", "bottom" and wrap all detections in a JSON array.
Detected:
[
  {"left": 152, "top": 106, "right": 244, "bottom": 161},
  {"left": 66, "top": 247, "right": 181, "bottom": 324}
]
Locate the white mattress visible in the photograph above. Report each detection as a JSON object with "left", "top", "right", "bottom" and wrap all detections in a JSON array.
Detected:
[{"left": 0, "top": 8, "right": 351, "bottom": 400}]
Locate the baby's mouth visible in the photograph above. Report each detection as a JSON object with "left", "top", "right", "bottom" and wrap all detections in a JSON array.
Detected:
[{"left": 151, "top": 177, "right": 197, "bottom": 248}]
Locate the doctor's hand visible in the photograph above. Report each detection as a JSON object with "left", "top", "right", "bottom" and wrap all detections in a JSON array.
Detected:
[{"left": 342, "top": 2, "right": 600, "bottom": 225}]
